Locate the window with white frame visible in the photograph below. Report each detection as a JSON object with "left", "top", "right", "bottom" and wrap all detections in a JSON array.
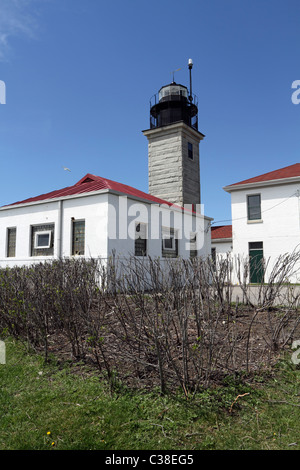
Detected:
[
  {"left": 31, "top": 224, "right": 54, "bottom": 256},
  {"left": 247, "top": 194, "right": 261, "bottom": 221},
  {"left": 34, "top": 231, "right": 52, "bottom": 249}
]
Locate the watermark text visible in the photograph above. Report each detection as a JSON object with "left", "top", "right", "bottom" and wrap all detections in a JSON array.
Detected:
[
  {"left": 291, "top": 339, "right": 300, "bottom": 365},
  {"left": 291, "top": 80, "right": 300, "bottom": 105},
  {"left": 0, "top": 341, "right": 5, "bottom": 364},
  {"left": 0, "top": 80, "right": 6, "bottom": 104}
]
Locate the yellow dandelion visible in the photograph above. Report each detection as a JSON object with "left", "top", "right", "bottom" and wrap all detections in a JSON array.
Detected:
[{"left": 47, "top": 431, "right": 51, "bottom": 435}]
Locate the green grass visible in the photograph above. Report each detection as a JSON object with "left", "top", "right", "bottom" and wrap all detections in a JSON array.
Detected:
[{"left": 0, "top": 338, "right": 299, "bottom": 450}]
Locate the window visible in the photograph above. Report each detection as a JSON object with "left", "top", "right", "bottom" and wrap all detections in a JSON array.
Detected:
[
  {"left": 190, "top": 232, "right": 197, "bottom": 259},
  {"left": 211, "top": 247, "right": 216, "bottom": 265},
  {"left": 31, "top": 224, "right": 54, "bottom": 257},
  {"left": 249, "top": 241, "right": 263, "bottom": 250},
  {"left": 162, "top": 228, "right": 178, "bottom": 257},
  {"left": 34, "top": 231, "right": 52, "bottom": 249},
  {"left": 247, "top": 194, "right": 261, "bottom": 221},
  {"left": 72, "top": 220, "right": 85, "bottom": 255},
  {"left": 135, "top": 223, "right": 147, "bottom": 256},
  {"left": 7, "top": 227, "right": 16, "bottom": 258},
  {"left": 188, "top": 142, "right": 193, "bottom": 160}
]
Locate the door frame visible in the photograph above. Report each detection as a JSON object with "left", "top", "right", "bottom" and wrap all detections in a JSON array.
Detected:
[{"left": 249, "top": 241, "right": 264, "bottom": 284}]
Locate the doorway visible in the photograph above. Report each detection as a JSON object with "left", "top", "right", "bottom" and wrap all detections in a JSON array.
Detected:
[{"left": 249, "top": 242, "right": 264, "bottom": 284}]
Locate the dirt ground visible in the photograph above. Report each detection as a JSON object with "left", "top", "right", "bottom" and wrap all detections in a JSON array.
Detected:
[{"left": 44, "top": 298, "right": 300, "bottom": 391}]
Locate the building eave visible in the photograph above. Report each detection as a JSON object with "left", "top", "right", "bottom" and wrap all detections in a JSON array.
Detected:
[
  {"left": 142, "top": 121, "right": 205, "bottom": 140},
  {"left": 223, "top": 175, "right": 300, "bottom": 193},
  {"left": 0, "top": 187, "right": 213, "bottom": 221},
  {"left": 211, "top": 237, "right": 232, "bottom": 243},
  {"left": 0, "top": 189, "right": 111, "bottom": 211}
]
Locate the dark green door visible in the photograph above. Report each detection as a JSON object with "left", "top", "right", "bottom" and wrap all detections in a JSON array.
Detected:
[{"left": 249, "top": 242, "right": 264, "bottom": 284}]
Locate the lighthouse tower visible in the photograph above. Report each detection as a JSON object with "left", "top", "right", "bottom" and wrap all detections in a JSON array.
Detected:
[{"left": 143, "top": 59, "right": 205, "bottom": 210}]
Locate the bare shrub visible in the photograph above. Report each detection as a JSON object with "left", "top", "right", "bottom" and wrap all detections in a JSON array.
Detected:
[{"left": 0, "top": 252, "right": 299, "bottom": 394}]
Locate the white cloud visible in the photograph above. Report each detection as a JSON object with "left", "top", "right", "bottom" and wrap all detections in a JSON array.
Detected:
[{"left": 0, "top": 0, "right": 39, "bottom": 61}]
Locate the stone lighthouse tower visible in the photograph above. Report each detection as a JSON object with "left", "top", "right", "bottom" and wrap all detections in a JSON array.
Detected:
[{"left": 143, "top": 59, "right": 205, "bottom": 210}]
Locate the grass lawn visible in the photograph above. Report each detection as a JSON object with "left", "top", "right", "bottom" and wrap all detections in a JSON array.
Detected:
[{"left": 0, "top": 338, "right": 299, "bottom": 451}]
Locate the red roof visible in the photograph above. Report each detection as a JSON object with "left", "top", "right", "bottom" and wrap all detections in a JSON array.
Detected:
[
  {"left": 211, "top": 225, "right": 232, "bottom": 240},
  {"left": 227, "top": 163, "right": 300, "bottom": 188},
  {"left": 3, "top": 173, "right": 180, "bottom": 208}
]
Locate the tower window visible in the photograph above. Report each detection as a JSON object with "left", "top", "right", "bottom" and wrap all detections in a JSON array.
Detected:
[{"left": 188, "top": 142, "right": 193, "bottom": 160}]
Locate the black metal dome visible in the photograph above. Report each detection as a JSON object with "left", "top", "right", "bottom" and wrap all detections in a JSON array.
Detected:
[{"left": 149, "top": 82, "right": 198, "bottom": 130}]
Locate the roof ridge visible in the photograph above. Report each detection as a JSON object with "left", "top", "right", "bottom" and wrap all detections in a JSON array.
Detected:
[
  {"left": 227, "top": 163, "right": 300, "bottom": 187},
  {"left": 75, "top": 173, "right": 103, "bottom": 186},
  {"left": 2, "top": 172, "right": 188, "bottom": 211}
]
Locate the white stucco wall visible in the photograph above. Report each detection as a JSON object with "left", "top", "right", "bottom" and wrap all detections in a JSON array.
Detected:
[
  {"left": 0, "top": 191, "right": 212, "bottom": 269},
  {"left": 211, "top": 239, "right": 232, "bottom": 258},
  {"left": 60, "top": 194, "right": 109, "bottom": 259},
  {"left": 107, "top": 193, "right": 211, "bottom": 259},
  {"left": 0, "top": 193, "right": 109, "bottom": 268},
  {"left": 230, "top": 181, "right": 300, "bottom": 282}
]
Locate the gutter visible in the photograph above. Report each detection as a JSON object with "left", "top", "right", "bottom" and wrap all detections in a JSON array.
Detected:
[
  {"left": 211, "top": 237, "right": 232, "bottom": 243},
  {"left": 0, "top": 188, "right": 111, "bottom": 211},
  {"left": 223, "top": 176, "right": 300, "bottom": 193},
  {"left": 57, "top": 200, "right": 63, "bottom": 259},
  {"left": 0, "top": 188, "right": 213, "bottom": 221}
]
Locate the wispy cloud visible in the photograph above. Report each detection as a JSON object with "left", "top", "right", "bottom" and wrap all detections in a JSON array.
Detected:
[{"left": 0, "top": 0, "right": 40, "bottom": 61}]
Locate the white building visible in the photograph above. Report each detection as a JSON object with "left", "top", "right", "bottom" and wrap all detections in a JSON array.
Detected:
[
  {"left": 0, "top": 61, "right": 213, "bottom": 270},
  {"left": 211, "top": 225, "right": 232, "bottom": 261},
  {"left": 0, "top": 173, "right": 211, "bottom": 268},
  {"left": 223, "top": 163, "right": 300, "bottom": 283}
]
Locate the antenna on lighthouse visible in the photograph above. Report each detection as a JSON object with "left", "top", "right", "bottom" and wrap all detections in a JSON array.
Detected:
[
  {"left": 171, "top": 67, "right": 181, "bottom": 83},
  {"left": 188, "top": 58, "right": 193, "bottom": 102}
]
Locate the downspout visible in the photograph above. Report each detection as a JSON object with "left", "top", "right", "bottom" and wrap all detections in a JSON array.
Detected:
[
  {"left": 297, "top": 189, "right": 300, "bottom": 230},
  {"left": 57, "top": 199, "right": 63, "bottom": 259}
]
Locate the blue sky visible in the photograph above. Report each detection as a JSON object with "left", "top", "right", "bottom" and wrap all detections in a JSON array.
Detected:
[{"left": 0, "top": 0, "right": 299, "bottom": 225}]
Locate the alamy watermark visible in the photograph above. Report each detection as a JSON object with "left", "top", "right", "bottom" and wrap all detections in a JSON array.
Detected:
[
  {"left": 291, "top": 339, "right": 300, "bottom": 365},
  {"left": 106, "top": 197, "right": 207, "bottom": 251},
  {"left": 0, "top": 340, "right": 5, "bottom": 364},
  {"left": 0, "top": 80, "right": 6, "bottom": 105},
  {"left": 291, "top": 80, "right": 300, "bottom": 105}
]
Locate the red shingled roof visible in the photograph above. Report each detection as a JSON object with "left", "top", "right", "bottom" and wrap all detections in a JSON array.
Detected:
[
  {"left": 3, "top": 173, "right": 179, "bottom": 208},
  {"left": 228, "top": 163, "right": 300, "bottom": 188},
  {"left": 211, "top": 225, "right": 232, "bottom": 240}
]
